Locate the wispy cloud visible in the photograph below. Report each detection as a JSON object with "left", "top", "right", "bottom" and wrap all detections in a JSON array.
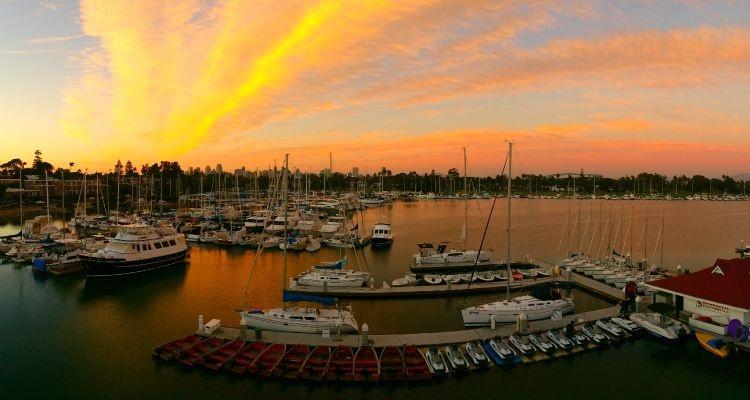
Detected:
[
  {"left": 0, "top": 47, "right": 62, "bottom": 54},
  {"left": 27, "top": 34, "right": 84, "bottom": 44}
]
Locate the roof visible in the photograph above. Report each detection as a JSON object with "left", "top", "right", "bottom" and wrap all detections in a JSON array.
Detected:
[{"left": 647, "top": 258, "right": 750, "bottom": 310}]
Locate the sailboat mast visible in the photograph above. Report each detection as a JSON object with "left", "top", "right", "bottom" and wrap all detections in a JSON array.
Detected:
[
  {"left": 282, "top": 154, "right": 289, "bottom": 290},
  {"left": 506, "top": 142, "right": 513, "bottom": 301},
  {"left": 463, "top": 147, "right": 468, "bottom": 250},
  {"left": 45, "top": 170, "right": 50, "bottom": 217}
]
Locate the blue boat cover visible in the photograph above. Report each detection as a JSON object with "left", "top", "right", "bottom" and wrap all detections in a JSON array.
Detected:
[{"left": 283, "top": 292, "right": 337, "bottom": 305}]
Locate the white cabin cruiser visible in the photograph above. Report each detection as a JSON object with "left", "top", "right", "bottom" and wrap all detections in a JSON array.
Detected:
[
  {"left": 371, "top": 223, "right": 394, "bottom": 247},
  {"left": 413, "top": 242, "right": 494, "bottom": 269},
  {"left": 80, "top": 224, "right": 188, "bottom": 278}
]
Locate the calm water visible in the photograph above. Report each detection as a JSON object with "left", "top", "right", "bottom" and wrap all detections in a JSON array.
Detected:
[{"left": 1, "top": 199, "right": 748, "bottom": 399}]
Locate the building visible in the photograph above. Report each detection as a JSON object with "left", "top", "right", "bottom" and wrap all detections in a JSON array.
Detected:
[
  {"left": 647, "top": 258, "right": 750, "bottom": 330},
  {"left": 352, "top": 167, "right": 359, "bottom": 178}
]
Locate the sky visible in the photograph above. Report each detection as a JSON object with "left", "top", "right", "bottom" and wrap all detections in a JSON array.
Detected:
[{"left": 1, "top": 0, "right": 749, "bottom": 177}]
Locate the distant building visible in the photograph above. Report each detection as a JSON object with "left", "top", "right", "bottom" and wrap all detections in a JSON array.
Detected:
[
  {"left": 216, "top": 164, "right": 223, "bottom": 174},
  {"left": 352, "top": 167, "right": 360, "bottom": 178}
]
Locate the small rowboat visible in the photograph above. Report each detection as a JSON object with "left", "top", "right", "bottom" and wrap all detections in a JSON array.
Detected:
[
  {"left": 226, "top": 342, "right": 267, "bottom": 374},
  {"left": 177, "top": 337, "right": 228, "bottom": 367},
  {"left": 353, "top": 346, "right": 380, "bottom": 382},
  {"left": 272, "top": 344, "right": 310, "bottom": 379},
  {"left": 299, "top": 346, "right": 331, "bottom": 381},
  {"left": 696, "top": 332, "right": 731, "bottom": 359},
  {"left": 379, "top": 346, "right": 405, "bottom": 381},
  {"left": 249, "top": 343, "right": 286, "bottom": 377},
  {"left": 402, "top": 345, "right": 431, "bottom": 381},
  {"left": 326, "top": 346, "right": 355, "bottom": 381},
  {"left": 203, "top": 339, "right": 245, "bottom": 371},
  {"left": 153, "top": 334, "right": 203, "bottom": 361}
]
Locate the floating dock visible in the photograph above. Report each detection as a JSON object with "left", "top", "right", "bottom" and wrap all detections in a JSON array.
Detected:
[
  {"left": 285, "top": 273, "right": 626, "bottom": 301},
  {"left": 285, "top": 277, "right": 556, "bottom": 299}
]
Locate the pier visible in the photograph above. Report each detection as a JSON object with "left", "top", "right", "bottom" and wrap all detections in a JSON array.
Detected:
[{"left": 285, "top": 272, "right": 627, "bottom": 301}]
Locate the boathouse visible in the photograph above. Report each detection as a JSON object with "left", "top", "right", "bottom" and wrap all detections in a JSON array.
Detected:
[{"left": 646, "top": 258, "right": 750, "bottom": 332}]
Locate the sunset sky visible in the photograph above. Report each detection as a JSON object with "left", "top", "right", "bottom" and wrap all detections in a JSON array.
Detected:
[{"left": 1, "top": 1, "right": 749, "bottom": 177}]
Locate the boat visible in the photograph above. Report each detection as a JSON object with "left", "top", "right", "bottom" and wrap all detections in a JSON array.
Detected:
[
  {"left": 444, "top": 345, "right": 469, "bottom": 372},
  {"left": 695, "top": 332, "right": 731, "bottom": 358},
  {"left": 305, "top": 237, "right": 321, "bottom": 252},
  {"left": 152, "top": 334, "right": 203, "bottom": 361},
  {"left": 423, "top": 274, "right": 443, "bottom": 285},
  {"left": 379, "top": 346, "right": 405, "bottom": 381},
  {"left": 403, "top": 345, "right": 432, "bottom": 381},
  {"left": 412, "top": 242, "right": 495, "bottom": 270},
  {"left": 596, "top": 319, "right": 625, "bottom": 339},
  {"left": 202, "top": 339, "right": 246, "bottom": 371},
  {"left": 272, "top": 344, "right": 310, "bottom": 379},
  {"left": 371, "top": 223, "right": 394, "bottom": 248},
  {"left": 225, "top": 342, "right": 267, "bottom": 374},
  {"left": 391, "top": 273, "right": 418, "bottom": 287},
  {"left": 582, "top": 324, "right": 609, "bottom": 345},
  {"left": 278, "top": 236, "right": 308, "bottom": 251},
  {"left": 484, "top": 338, "right": 520, "bottom": 365},
  {"left": 570, "top": 331, "right": 590, "bottom": 346},
  {"left": 528, "top": 333, "right": 556, "bottom": 354},
  {"left": 240, "top": 307, "right": 359, "bottom": 334},
  {"left": 353, "top": 346, "right": 380, "bottom": 382},
  {"left": 177, "top": 337, "right": 228, "bottom": 367},
  {"left": 546, "top": 330, "right": 574, "bottom": 350},
  {"left": 476, "top": 270, "right": 496, "bottom": 282},
  {"left": 296, "top": 268, "right": 369, "bottom": 288},
  {"left": 508, "top": 334, "right": 536, "bottom": 356},
  {"left": 464, "top": 341, "right": 489, "bottom": 367},
  {"left": 461, "top": 295, "right": 575, "bottom": 327},
  {"left": 611, "top": 317, "right": 643, "bottom": 335},
  {"left": 326, "top": 346, "right": 355, "bottom": 381},
  {"left": 458, "top": 273, "right": 478, "bottom": 283},
  {"left": 80, "top": 224, "right": 188, "bottom": 278},
  {"left": 299, "top": 345, "right": 331, "bottom": 381},
  {"left": 628, "top": 313, "right": 691, "bottom": 341},
  {"left": 425, "top": 347, "right": 448, "bottom": 375},
  {"left": 443, "top": 274, "right": 462, "bottom": 284},
  {"left": 248, "top": 343, "right": 286, "bottom": 377}
]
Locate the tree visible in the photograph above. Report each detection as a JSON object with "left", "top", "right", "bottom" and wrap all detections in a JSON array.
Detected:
[
  {"left": 447, "top": 168, "right": 460, "bottom": 178},
  {"left": 0, "top": 158, "right": 25, "bottom": 175},
  {"left": 124, "top": 160, "right": 135, "bottom": 176},
  {"left": 31, "top": 150, "right": 53, "bottom": 175},
  {"left": 114, "top": 160, "right": 124, "bottom": 177}
]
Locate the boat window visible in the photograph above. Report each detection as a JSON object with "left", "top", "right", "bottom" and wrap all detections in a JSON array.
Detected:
[
  {"left": 162, "top": 241, "right": 169, "bottom": 247},
  {"left": 145, "top": 244, "right": 152, "bottom": 251},
  {"left": 154, "top": 242, "right": 162, "bottom": 249},
  {"left": 169, "top": 239, "right": 177, "bottom": 246},
  {"left": 136, "top": 245, "right": 141, "bottom": 252}
]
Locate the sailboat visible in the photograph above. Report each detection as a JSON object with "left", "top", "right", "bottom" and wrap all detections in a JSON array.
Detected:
[
  {"left": 461, "top": 142, "right": 575, "bottom": 327},
  {"left": 238, "top": 155, "right": 359, "bottom": 334},
  {"left": 412, "top": 148, "right": 495, "bottom": 271}
]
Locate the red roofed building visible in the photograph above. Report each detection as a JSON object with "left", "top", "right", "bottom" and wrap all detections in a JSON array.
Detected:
[{"left": 646, "top": 258, "right": 750, "bottom": 326}]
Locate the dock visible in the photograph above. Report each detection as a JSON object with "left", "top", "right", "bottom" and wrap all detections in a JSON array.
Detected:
[
  {"left": 204, "top": 305, "right": 621, "bottom": 347},
  {"left": 285, "top": 277, "right": 556, "bottom": 299},
  {"left": 284, "top": 272, "right": 626, "bottom": 301}
]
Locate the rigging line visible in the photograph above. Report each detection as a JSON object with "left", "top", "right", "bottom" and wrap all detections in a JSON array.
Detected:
[
  {"left": 241, "top": 166, "right": 281, "bottom": 308},
  {"left": 463, "top": 150, "right": 508, "bottom": 298}
]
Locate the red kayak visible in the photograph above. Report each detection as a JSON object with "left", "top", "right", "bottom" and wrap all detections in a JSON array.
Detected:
[
  {"left": 177, "top": 337, "right": 228, "bottom": 367},
  {"left": 379, "top": 346, "right": 405, "bottom": 382},
  {"left": 403, "top": 345, "right": 432, "bottom": 381},
  {"left": 248, "top": 343, "right": 286, "bottom": 377},
  {"left": 299, "top": 346, "right": 331, "bottom": 381},
  {"left": 153, "top": 334, "right": 203, "bottom": 361},
  {"left": 203, "top": 339, "right": 246, "bottom": 371},
  {"left": 226, "top": 342, "right": 267, "bottom": 375},
  {"left": 272, "top": 344, "right": 310, "bottom": 379},
  {"left": 354, "top": 346, "right": 380, "bottom": 382},
  {"left": 325, "top": 346, "right": 354, "bottom": 381}
]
